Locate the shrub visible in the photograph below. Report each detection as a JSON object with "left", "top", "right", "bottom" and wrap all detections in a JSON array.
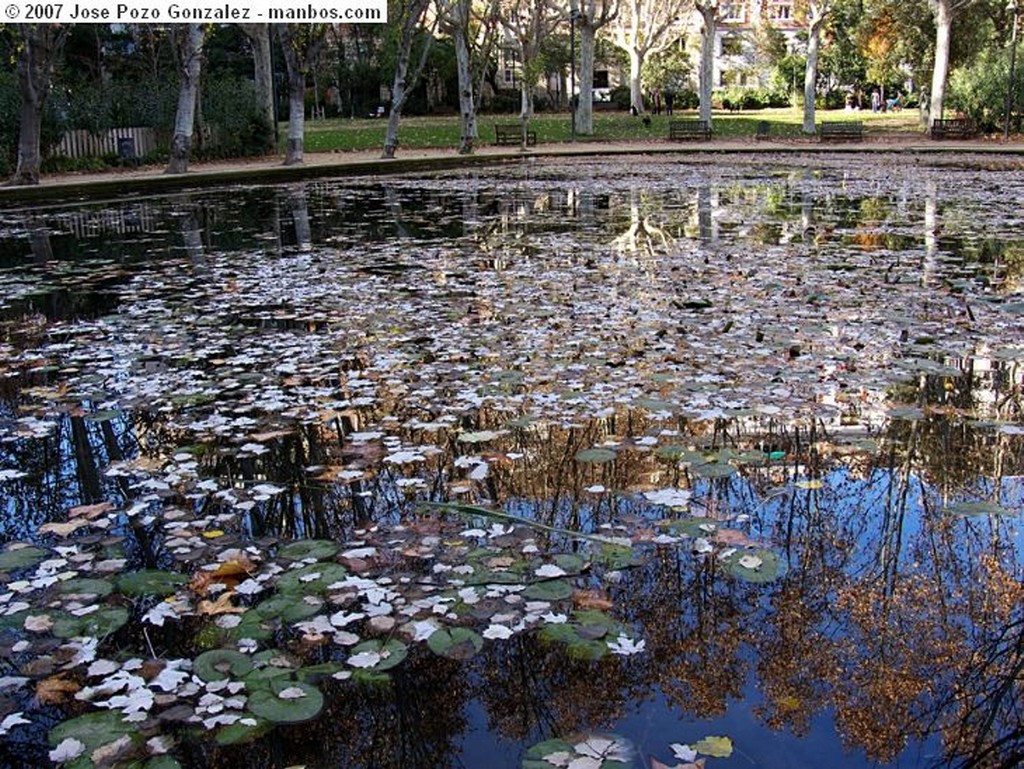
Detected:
[
  {"left": 200, "top": 78, "right": 275, "bottom": 157},
  {"left": 610, "top": 85, "right": 632, "bottom": 111},
  {"left": 948, "top": 47, "right": 1015, "bottom": 134}
]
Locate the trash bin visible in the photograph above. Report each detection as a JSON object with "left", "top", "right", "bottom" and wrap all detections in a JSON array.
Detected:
[{"left": 116, "top": 136, "right": 137, "bottom": 165}]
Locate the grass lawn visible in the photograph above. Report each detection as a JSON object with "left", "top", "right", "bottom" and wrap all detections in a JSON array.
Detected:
[{"left": 297, "top": 108, "right": 924, "bottom": 153}]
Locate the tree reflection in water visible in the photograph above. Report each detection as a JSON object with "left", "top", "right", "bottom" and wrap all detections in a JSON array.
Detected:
[{"left": 0, "top": 156, "right": 1023, "bottom": 768}]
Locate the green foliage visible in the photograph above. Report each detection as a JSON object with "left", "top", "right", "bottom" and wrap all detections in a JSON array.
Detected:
[
  {"left": 201, "top": 78, "right": 276, "bottom": 158},
  {"left": 948, "top": 45, "right": 1017, "bottom": 133},
  {"left": 642, "top": 41, "right": 692, "bottom": 94}
]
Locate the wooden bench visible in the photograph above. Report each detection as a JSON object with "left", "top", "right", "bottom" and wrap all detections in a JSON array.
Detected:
[
  {"left": 494, "top": 123, "right": 536, "bottom": 146},
  {"left": 668, "top": 119, "right": 712, "bottom": 141},
  {"left": 818, "top": 121, "right": 863, "bottom": 141},
  {"left": 930, "top": 117, "right": 978, "bottom": 139}
]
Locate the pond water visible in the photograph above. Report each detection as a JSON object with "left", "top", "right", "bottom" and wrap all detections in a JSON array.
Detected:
[{"left": 1, "top": 154, "right": 1023, "bottom": 769}]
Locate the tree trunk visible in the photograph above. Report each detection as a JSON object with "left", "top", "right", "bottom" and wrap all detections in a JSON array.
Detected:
[
  {"left": 383, "top": 0, "right": 433, "bottom": 158},
  {"left": 166, "top": 24, "right": 204, "bottom": 175},
  {"left": 241, "top": 24, "right": 276, "bottom": 152},
  {"left": 929, "top": 0, "right": 953, "bottom": 127},
  {"left": 577, "top": 24, "right": 597, "bottom": 135},
  {"left": 802, "top": 20, "right": 822, "bottom": 134},
  {"left": 10, "top": 26, "right": 64, "bottom": 186},
  {"left": 276, "top": 25, "right": 323, "bottom": 166},
  {"left": 454, "top": 18, "right": 477, "bottom": 154},
  {"left": 698, "top": 6, "right": 716, "bottom": 125},
  {"left": 628, "top": 48, "right": 644, "bottom": 114}
]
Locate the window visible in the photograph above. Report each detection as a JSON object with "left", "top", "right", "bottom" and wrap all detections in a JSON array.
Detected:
[
  {"left": 721, "top": 2, "right": 744, "bottom": 22},
  {"left": 721, "top": 35, "right": 743, "bottom": 56},
  {"left": 768, "top": 2, "right": 792, "bottom": 20},
  {"left": 593, "top": 70, "right": 610, "bottom": 89}
]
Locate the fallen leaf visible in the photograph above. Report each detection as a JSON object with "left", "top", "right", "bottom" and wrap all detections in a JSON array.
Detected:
[
  {"left": 68, "top": 501, "right": 114, "bottom": 519},
  {"left": 197, "top": 592, "right": 246, "bottom": 616},
  {"left": 572, "top": 589, "right": 614, "bottom": 612}
]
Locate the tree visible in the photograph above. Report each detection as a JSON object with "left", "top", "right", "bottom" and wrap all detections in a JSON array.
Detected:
[
  {"left": 240, "top": 24, "right": 277, "bottom": 151},
  {"left": 801, "top": 0, "right": 833, "bottom": 134},
  {"left": 694, "top": 0, "right": 720, "bottom": 123},
  {"left": 927, "top": 0, "right": 975, "bottom": 125},
  {"left": 166, "top": 24, "right": 204, "bottom": 175},
  {"left": 382, "top": 0, "right": 435, "bottom": 158},
  {"left": 500, "top": 0, "right": 564, "bottom": 118},
  {"left": 276, "top": 24, "right": 327, "bottom": 165},
  {"left": 9, "top": 24, "right": 68, "bottom": 186},
  {"left": 437, "top": 0, "right": 501, "bottom": 153},
  {"left": 612, "top": 0, "right": 692, "bottom": 114},
  {"left": 572, "top": 0, "right": 619, "bottom": 134}
]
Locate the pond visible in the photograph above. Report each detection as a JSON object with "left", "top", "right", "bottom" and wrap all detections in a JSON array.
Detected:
[{"left": 0, "top": 154, "right": 1022, "bottom": 769}]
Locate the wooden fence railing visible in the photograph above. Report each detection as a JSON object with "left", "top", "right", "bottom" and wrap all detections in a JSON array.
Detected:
[{"left": 54, "top": 127, "right": 159, "bottom": 159}]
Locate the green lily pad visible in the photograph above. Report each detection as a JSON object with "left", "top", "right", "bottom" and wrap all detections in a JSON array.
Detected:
[
  {"left": 693, "top": 462, "right": 737, "bottom": 479},
  {"left": 523, "top": 738, "right": 576, "bottom": 769},
  {"left": 117, "top": 570, "right": 188, "bottom": 596},
  {"left": 567, "top": 638, "right": 609, "bottom": 660},
  {"left": 144, "top": 757, "right": 184, "bottom": 769},
  {"left": 348, "top": 638, "right": 408, "bottom": 671},
  {"left": 523, "top": 580, "right": 573, "bottom": 601},
  {"left": 552, "top": 553, "right": 587, "bottom": 573},
  {"left": 655, "top": 446, "right": 704, "bottom": 462},
  {"left": 215, "top": 717, "right": 273, "bottom": 746},
  {"left": 194, "top": 649, "right": 254, "bottom": 682},
  {"left": 277, "top": 539, "right": 338, "bottom": 561},
  {"left": 427, "top": 627, "right": 484, "bottom": 660},
  {"left": 664, "top": 517, "right": 718, "bottom": 537},
  {"left": 945, "top": 501, "right": 1014, "bottom": 517},
  {"left": 539, "top": 622, "right": 583, "bottom": 645},
  {"left": 575, "top": 448, "right": 617, "bottom": 464},
  {"left": 84, "top": 409, "right": 121, "bottom": 423},
  {"left": 51, "top": 606, "right": 130, "bottom": 638},
  {"left": 48, "top": 710, "right": 134, "bottom": 750},
  {"left": 253, "top": 594, "right": 324, "bottom": 623},
  {"left": 58, "top": 578, "right": 114, "bottom": 597},
  {"left": 295, "top": 662, "right": 346, "bottom": 684},
  {"left": 722, "top": 548, "right": 786, "bottom": 584},
  {"left": 634, "top": 398, "right": 677, "bottom": 413},
  {"left": 219, "top": 609, "right": 276, "bottom": 641},
  {"left": 0, "top": 545, "right": 48, "bottom": 571},
  {"left": 276, "top": 562, "right": 347, "bottom": 594},
  {"left": 247, "top": 681, "right": 324, "bottom": 724}
]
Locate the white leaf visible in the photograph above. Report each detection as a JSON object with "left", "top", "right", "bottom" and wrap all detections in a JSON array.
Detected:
[
  {"left": 49, "top": 737, "right": 86, "bottom": 762},
  {"left": 607, "top": 635, "right": 646, "bottom": 656},
  {"left": 277, "top": 686, "right": 307, "bottom": 700},
  {"left": 482, "top": 624, "right": 514, "bottom": 640},
  {"left": 347, "top": 651, "right": 382, "bottom": 668},
  {"left": 671, "top": 743, "right": 698, "bottom": 762},
  {"left": 738, "top": 554, "right": 763, "bottom": 570},
  {"left": 534, "top": 564, "right": 567, "bottom": 578},
  {"left": 0, "top": 712, "right": 30, "bottom": 735}
]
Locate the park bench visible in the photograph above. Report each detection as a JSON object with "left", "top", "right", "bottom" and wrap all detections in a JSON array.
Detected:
[
  {"left": 494, "top": 123, "right": 536, "bottom": 146},
  {"left": 818, "top": 121, "right": 863, "bottom": 141},
  {"left": 668, "top": 119, "right": 712, "bottom": 141},
  {"left": 930, "top": 118, "right": 978, "bottom": 139}
]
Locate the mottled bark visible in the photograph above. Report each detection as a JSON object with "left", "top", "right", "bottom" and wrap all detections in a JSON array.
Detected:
[
  {"left": 240, "top": 24, "right": 276, "bottom": 151},
  {"left": 166, "top": 24, "right": 204, "bottom": 175},
  {"left": 802, "top": 17, "right": 824, "bottom": 134},
  {"left": 929, "top": 0, "right": 953, "bottom": 126},
  {"left": 697, "top": 3, "right": 717, "bottom": 125},
  {"left": 277, "top": 25, "right": 326, "bottom": 166},
  {"left": 382, "top": 0, "right": 433, "bottom": 158}
]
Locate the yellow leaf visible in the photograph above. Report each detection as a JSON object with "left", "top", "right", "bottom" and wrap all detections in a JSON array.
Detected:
[
  {"left": 795, "top": 479, "right": 824, "bottom": 490},
  {"left": 202, "top": 530, "right": 225, "bottom": 539},
  {"left": 197, "top": 592, "right": 246, "bottom": 616}
]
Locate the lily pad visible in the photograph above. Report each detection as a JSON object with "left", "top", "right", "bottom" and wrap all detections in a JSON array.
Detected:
[
  {"left": 575, "top": 448, "right": 617, "bottom": 464},
  {"left": 348, "top": 638, "right": 408, "bottom": 671},
  {"left": 427, "top": 627, "right": 485, "bottom": 660},
  {"left": 523, "top": 580, "right": 573, "bottom": 601},
  {"left": 253, "top": 594, "right": 324, "bottom": 623},
  {"left": 247, "top": 681, "right": 324, "bottom": 724},
  {"left": 694, "top": 735, "right": 734, "bottom": 758},
  {"left": 693, "top": 462, "right": 737, "bottom": 479},
  {"left": 48, "top": 710, "right": 134, "bottom": 751},
  {"left": 51, "top": 606, "right": 129, "bottom": 638},
  {"left": 276, "top": 562, "right": 347, "bottom": 594},
  {"left": 945, "top": 501, "right": 1013, "bottom": 517},
  {"left": 722, "top": 548, "right": 786, "bottom": 583},
  {"left": 277, "top": 539, "right": 338, "bottom": 561},
  {"left": 58, "top": 578, "right": 114, "bottom": 597},
  {"left": 194, "top": 649, "right": 254, "bottom": 682},
  {"left": 0, "top": 545, "right": 48, "bottom": 572},
  {"left": 117, "top": 570, "right": 188, "bottom": 597},
  {"left": 214, "top": 717, "right": 273, "bottom": 746}
]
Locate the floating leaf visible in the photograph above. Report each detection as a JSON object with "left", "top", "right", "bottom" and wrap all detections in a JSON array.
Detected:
[
  {"left": 58, "top": 578, "right": 114, "bottom": 597},
  {"left": 348, "top": 639, "right": 408, "bottom": 671},
  {"left": 427, "top": 627, "right": 485, "bottom": 660},
  {"left": 277, "top": 539, "right": 338, "bottom": 561},
  {"left": 117, "top": 570, "right": 189, "bottom": 597},
  {"left": 194, "top": 649, "right": 254, "bottom": 682},
  {"left": 523, "top": 580, "right": 573, "bottom": 601},
  {"left": 247, "top": 681, "right": 324, "bottom": 724},
  {"left": 694, "top": 735, "right": 733, "bottom": 758},
  {"left": 253, "top": 595, "right": 323, "bottom": 623},
  {"left": 276, "top": 562, "right": 347, "bottom": 594},
  {"left": 214, "top": 717, "right": 273, "bottom": 746},
  {"left": 48, "top": 710, "right": 134, "bottom": 755},
  {"left": 575, "top": 448, "right": 617, "bottom": 464},
  {"left": 945, "top": 501, "right": 1013, "bottom": 517},
  {"left": 51, "top": 607, "right": 129, "bottom": 638},
  {"left": 722, "top": 549, "right": 785, "bottom": 583},
  {"left": 693, "top": 462, "right": 736, "bottom": 479},
  {"left": 0, "top": 545, "right": 47, "bottom": 571}
]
